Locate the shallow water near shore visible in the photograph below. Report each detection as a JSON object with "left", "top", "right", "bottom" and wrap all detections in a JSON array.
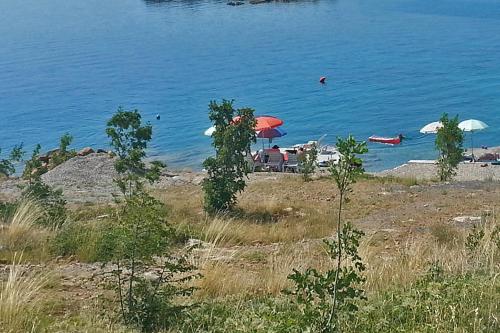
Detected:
[{"left": 1, "top": 0, "right": 500, "bottom": 171}]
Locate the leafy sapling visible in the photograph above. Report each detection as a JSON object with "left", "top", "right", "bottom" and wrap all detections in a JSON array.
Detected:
[
  {"left": 104, "top": 107, "right": 195, "bottom": 332},
  {"left": 106, "top": 107, "right": 165, "bottom": 198},
  {"left": 287, "top": 135, "right": 368, "bottom": 332}
]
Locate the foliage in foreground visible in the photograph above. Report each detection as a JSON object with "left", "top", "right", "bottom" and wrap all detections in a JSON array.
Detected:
[
  {"left": 436, "top": 113, "right": 464, "bottom": 181},
  {"left": 285, "top": 136, "right": 368, "bottom": 332},
  {"left": 286, "top": 223, "right": 366, "bottom": 332},
  {"left": 103, "top": 107, "right": 195, "bottom": 333},
  {"left": 202, "top": 100, "right": 256, "bottom": 214},
  {"left": 173, "top": 270, "right": 499, "bottom": 333}
]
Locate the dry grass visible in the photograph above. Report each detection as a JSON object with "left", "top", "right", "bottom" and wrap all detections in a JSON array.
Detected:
[
  {"left": 363, "top": 215, "right": 499, "bottom": 296},
  {"left": 187, "top": 217, "right": 242, "bottom": 270},
  {"left": 0, "top": 201, "right": 54, "bottom": 261},
  {"left": 0, "top": 254, "right": 49, "bottom": 332},
  {"left": 193, "top": 211, "right": 500, "bottom": 300},
  {"left": 46, "top": 299, "right": 134, "bottom": 333},
  {"left": 197, "top": 247, "right": 314, "bottom": 298},
  {"left": 1, "top": 200, "right": 43, "bottom": 250},
  {"left": 158, "top": 176, "right": 500, "bottom": 247}
]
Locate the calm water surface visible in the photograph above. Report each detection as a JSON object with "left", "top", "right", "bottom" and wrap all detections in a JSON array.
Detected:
[{"left": 1, "top": 0, "right": 500, "bottom": 170}]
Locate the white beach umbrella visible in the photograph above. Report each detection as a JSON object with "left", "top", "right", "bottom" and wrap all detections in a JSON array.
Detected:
[
  {"left": 458, "top": 119, "right": 488, "bottom": 132},
  {"left": 420, "top": 121, "right": 443, "bottom": 134},
  {"left": 458, "top": 119, "right": 489, "bottom": 160},
  {"left": 204, "top": 126, "right": 215, "bottom": 136}
]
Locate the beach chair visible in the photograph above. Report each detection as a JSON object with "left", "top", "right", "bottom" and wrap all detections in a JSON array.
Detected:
[
  {"left": 284, "top": 153, "right": 299, "bottom": 173},
  {"left": 265, "top": 151, "right": 284, "bottom": 172}
]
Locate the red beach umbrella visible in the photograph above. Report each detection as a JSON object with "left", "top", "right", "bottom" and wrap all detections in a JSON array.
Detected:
[
  {"left": 205, "top": 115, "right": 284, "bottom": 136},
  {"left": 233, "top": 115, "right": 284, "bottom": 131},
  {"left": 255, "top": 116, "right": 283, "bottom": 131}
]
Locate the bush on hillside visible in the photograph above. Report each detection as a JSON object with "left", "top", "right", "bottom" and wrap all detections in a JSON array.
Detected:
[
  {"left": 202, "top": 100, "right": 256, "bottom": 214},
  {"left": 436, "top": 113, "right": 464, "bottom": 181}
]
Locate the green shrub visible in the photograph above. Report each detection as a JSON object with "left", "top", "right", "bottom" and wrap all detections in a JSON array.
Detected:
[
  {"left": 51, "top": 220, "right": 98, "bottom": 261},
  {"left": 0, "top": 202, "right": 17, "bottom": 222},
  {"left": 23, "top": 144, "right": 47, "bottom": 182},
  {"left": 299, "top": 143, "right": 318, "bottom": 181}
]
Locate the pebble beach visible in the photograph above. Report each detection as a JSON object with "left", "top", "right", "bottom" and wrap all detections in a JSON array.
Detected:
[{"left": 376, "top": 161, "right": 500, "bottom": 182}]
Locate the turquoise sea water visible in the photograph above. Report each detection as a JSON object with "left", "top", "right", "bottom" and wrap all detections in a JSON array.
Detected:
[{"left": 1, "top": 0, "right": 499, "bottom": 171}]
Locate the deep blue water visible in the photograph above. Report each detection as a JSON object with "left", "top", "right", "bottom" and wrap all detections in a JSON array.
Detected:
[{"left": 1, "top": 0, "right": 500, "bottom": 171}]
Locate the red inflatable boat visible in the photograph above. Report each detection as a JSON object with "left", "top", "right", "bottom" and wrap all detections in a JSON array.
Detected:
[{"left": 368, "top": 135, "right": 403, "bottom": 145}]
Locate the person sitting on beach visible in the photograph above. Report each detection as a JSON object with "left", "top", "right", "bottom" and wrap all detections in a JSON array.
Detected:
[{"left": 297, "top": 147, "right": 305, "bottom": 158}]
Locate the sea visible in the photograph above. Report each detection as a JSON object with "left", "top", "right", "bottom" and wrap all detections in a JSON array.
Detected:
[{"left": 1, "top": 0, "right": 500, "bottom": 171}]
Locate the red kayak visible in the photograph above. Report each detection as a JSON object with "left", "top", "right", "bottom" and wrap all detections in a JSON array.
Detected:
[{"left": 369, "top": 135, "right": 402, "bottom": 145}]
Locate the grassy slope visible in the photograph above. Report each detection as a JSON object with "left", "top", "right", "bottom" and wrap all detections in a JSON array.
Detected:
[{"left": 0, "top": 175, "right": 499, "bottom": 332}]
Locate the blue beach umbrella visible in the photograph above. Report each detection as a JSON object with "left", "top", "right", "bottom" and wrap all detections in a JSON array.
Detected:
[{"left": 257, "top": 127, "right": 287, "bottom": 149}]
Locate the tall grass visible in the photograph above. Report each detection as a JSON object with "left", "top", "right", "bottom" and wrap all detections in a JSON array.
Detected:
[
  {"left": 1, "top": 200, "right": 43, "bottom": 251},
  {"left": 0, "top": 254, "right": 48, "bottom": 332},
  {"left": 0, "top": 200, "right": 54, "bottom": 262}
]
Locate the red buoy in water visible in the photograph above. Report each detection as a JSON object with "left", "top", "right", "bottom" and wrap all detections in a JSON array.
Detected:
[{"left": 319, "top": 76, "right": 326, "bottom": 84}]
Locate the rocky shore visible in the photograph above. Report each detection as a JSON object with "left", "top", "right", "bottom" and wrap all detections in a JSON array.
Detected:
[
  {"left": 0, "top": 153, "right": 206, "bottom": 204},
  {"left": 2, "top": 150, "right": 500, "bottom": 204}
]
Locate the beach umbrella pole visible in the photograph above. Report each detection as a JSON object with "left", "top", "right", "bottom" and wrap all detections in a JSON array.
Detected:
[{"left": 471, "top": 131, "right": 474, "bottom": 161}]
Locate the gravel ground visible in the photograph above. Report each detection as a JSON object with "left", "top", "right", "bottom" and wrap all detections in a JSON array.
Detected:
[{"left": 376, "top": 161, "right": 500, "bottom": 181}]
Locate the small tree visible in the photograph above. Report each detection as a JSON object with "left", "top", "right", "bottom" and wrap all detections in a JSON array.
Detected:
[
  {"left": 202, "top": 100, "right": 256, "bottom": 214},
  {"left": 435, "top": 113, "right": 464, "bottom": 181},
  {"left": 287, "top": 135, "right": 368, "bottom": 332},
  {"left": 299, "top": 143, "right": 318, "bottom": 181},
  {"left": 0, "top": 144, "right": 24, "bottom": 177},
  {"left": 23, "top": 144, "right": 46, "bottom": 184},
  {"left": 106, "top": 107, "right": 165, "bottom": 198},
  {"left": 104, "top": 107, "right": 195, "bottom": 332},
  {"left": 50, "top": 133, "right": 76, "bottom": 167}
]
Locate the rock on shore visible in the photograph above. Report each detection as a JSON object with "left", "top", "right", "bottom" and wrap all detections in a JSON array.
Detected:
[{"left": 41, "top": 153, "right": 119, "bottom": 203}]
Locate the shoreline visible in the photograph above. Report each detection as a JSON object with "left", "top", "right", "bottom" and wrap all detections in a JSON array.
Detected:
[{"left": 2, "top": 152, "right": 500, "bottom": 205}]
